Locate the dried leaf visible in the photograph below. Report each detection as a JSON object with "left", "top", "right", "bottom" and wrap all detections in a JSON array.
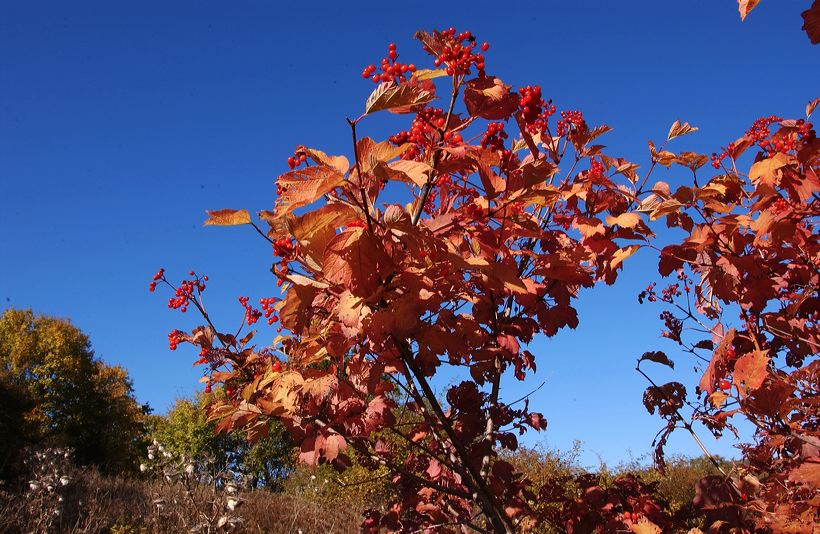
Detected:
[
  {"left": 639, "top": 350, "right": 675, "bottom": 369},
  {"left": 802, "top": 0, "right": 820, "bottom": 44},
  {"left": 667, "top": 120, "right": 699, "bottom": 141},
  {"left": 204, "top": 209, "right": 251, "bottom": 226}
]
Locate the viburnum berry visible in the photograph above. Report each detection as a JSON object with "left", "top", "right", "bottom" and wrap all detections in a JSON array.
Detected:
[
  {"left": 168, "top": 329, "right": 184, "bottom": 351},
  {"left": 433, "top": 28, "right": 486, "bottom": 76},
  {"left": 238, "top": 296, "right": 262, "bottom": 325},
  {"left": 362, "top": 43, "right": 416, "bottom": 84},
  {"left": 286, "top": 148, "right": 308, "bottom": 170},
  {"left": 271, "top": 360, "right": 282, "bottom": 373},
  {"left": 556, "top": 110, "right": 586, "bottom": 137},
  {"left": 719, "top": 378, "right": 732, "bottom": 390}
]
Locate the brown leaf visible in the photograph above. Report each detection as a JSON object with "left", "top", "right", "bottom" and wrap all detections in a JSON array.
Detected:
[
  {"left": 639, "top": 350, "right": 675, "bottom": 369},
  {"left": 204, "top": 209, "right": 251, "bottom": 226},
  {"left": 463, "top": 76, "right": 520, "bottom": 120},
  {"left": 737, "top": 0, "right": 761, "bottom": 21},
  {"left": 667, "top": 120, "right": 699, "bottom": 141},
  {"left": 275, "top": 165, "right": 345, "bottom": 217},
  {"left": 365, "top": 80, "right": 436, "bottom": 115},
  {"left": 788, "top": 458, "right": 820, "bottom": 485},
  {"left": 802, "top": 0, "right": 820, "bottom": 44}
]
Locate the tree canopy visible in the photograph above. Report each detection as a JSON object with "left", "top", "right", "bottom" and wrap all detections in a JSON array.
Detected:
[{"left": 0, "top": 308, "right": 148, "bottom": 475}]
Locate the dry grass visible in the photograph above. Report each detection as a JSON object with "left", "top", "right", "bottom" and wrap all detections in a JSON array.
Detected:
[{"left": 0, "top": 468, "right": 363, "bottom": 533}]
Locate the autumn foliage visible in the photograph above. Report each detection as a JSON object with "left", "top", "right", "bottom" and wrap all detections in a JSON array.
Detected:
[{"left": 153, "top": 14, "right": 820, "bottom": 533}]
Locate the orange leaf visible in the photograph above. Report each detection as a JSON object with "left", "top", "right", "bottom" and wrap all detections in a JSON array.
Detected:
[
  {"left": 365, "top": 80, "right": 436, "bottom": 115},
  {"left": 605, "top": 212, "right": 641, "bottom": 228},
  {"left": 463, "top": 76, "right": 520, "bottom": 120},
  {"left": 737, "top": 0, "right": 761, "bottom": 21},
  {"left": 275, "top": 165, "right": 345, "bottom": 217},
  {"left": 204, "top": 208, "right": 251, "bottom": 226},
  {"left": 733, "top": 350, "right": 770, "bottom": 394}
]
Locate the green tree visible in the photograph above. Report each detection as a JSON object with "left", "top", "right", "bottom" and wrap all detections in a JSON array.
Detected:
[
  {"left": 0, "top": 308, "right": 148, "bottom": 474},
  {"left": 150, "top": 390, "right": 294, "bottom": 490}
]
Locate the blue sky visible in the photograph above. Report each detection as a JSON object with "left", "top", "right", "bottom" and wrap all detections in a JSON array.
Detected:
[{"left": 1, "top": 1, "right": 817, "bottom": 467}]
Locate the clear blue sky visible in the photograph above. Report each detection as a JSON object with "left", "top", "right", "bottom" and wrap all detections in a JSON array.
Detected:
[{"left": 1, "top": 1, "right": 817, "bottom": 467}]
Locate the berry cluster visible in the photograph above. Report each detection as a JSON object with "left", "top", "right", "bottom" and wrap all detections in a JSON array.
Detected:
[
  {"left": 361, "top": 43, "right": 417, "bottom": 84},
  {"left": 168, "top": 329, "right": 184, "bottom": 351},
  {"left": 556, "top": 110, "right": 586, "bottom": 137},
  {"left": 518, "top": 86, "right": 555, "bottom": 135},
  {"left": 758, "top": 136, "right": 797, "bottom": 155},
  {"left": 287, "top": 148, "right": 308, "bottom": 170},
  {"left": 148, "top": 268, "right": 165, "bottom": 292},
  {"left": 272, "top": 237, "right": 296, "bottom": 260},
  {"left": 588, "top": 158, "right": 605, "bottom": 179},
  {"left": 432, "top": 28, "right": 487, "bottom": 76},
  {"left": 480, "top": 122, "right": 508, "bottom": 151},
  {"left": 746, "top": 115, "right": 783, "bottom": 143},
  {"left": 260, "top": 297, "right": 280, "bottom": 326},
  {"left": 389, "top": 106, "right": 447, "bottom": 160},
  {"left": 238, "top": 296, "right": 262, "bottom": 325},
  {"left": 166, "top": 272, "right": 207, "bottom": 313},
  {"left": 769, "top": 197, "right": 790, "bottom": 215},
  {"left": 710, "top": 142, "right": 736, "bottom": 169},
  {"left": 660, "top": 283, "right": 681, "bottom": 303}
]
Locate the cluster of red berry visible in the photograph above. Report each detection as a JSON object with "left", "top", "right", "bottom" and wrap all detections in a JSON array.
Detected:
[
  {"left": 259, "top": 297, "right": 280, "bottom": 327},
  {"left": 389, "top": 106, "right": 447, "bottom": 160},
  {"left": 710, "top": 141, "right": 736, "bottom": 169},
  {"left": 588, "top": 158, "right": 605, "bottom": 179},
  {"left": 166, "top": 273, "right": 207, "bottom": 313},
  {"left": 758, "top": 136, "right": 798, "bottom": 155},
  {"left": 769, "top": 197, "right": 790, "bottom": 215},
  {"left": 148, "top": 268, "right": 165, "bottom": 292},
  {"left": 361, "top": 43, "right": 417, "bottom": 84},
  {"left": 287, "top": 148, "right": 308, "bottom": 170},
  {"left": 167, "top": 329, "right": 184, "bottom": 351},
  {"left": 746, "top": 115, "right": 783, "bottom": 143},
  {"left": 621, "top": 511, "right": 644, "bottom": 523},
  {"left": 432, "top": 28, "right": 488, "bottom": 76},
  {"left": 556, "top": 110, "right": 586, "bottom": 137},
  {"left": 272, "top": 237, "right": 296, "bottom": 260},
  {"left": 518, "top": 85, "right": 555, "bottom": 135},
  {"left": 480, "top": 122, "right": 507, "bottom": 151},
  {"left": 238, "top": 296, "right": 262, "bottom": 325},
  {"left": 660, "top": 283, "right": 681, "bottom": 303}
]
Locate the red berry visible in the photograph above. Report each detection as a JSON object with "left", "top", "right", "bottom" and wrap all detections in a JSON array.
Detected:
[
  {"left": 481, "top": 42, "right": 489, "bottom": 51},
  {"left": 719, "top": 378, "right": 731, "bottom": 390},
  {"left": 272, "top": 360, "right": 282, "bottom": 373}
]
